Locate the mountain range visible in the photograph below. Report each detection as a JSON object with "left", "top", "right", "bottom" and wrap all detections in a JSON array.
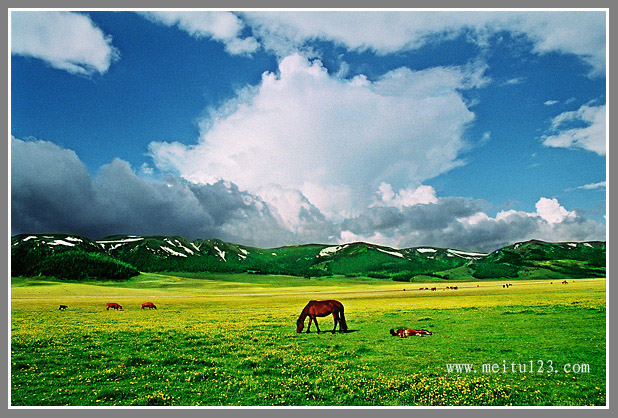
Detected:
[{"left": 10, "top": 234, "right": 606, "bottom": 282}]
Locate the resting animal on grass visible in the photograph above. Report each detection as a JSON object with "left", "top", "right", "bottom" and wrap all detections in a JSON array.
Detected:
[
  {"left": 59, "top": 305, "right": 68, "bottom": 310},
  {"left": 390, "top": 328, "right": 432, "bottom": 338}
]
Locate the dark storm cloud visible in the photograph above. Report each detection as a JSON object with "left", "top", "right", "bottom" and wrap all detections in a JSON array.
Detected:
[
  {"left": 11, "top": 138, "right": 98, "bottom": 234},
  {"left": 342, "top": 198, "right": 482, "bottom": 235},
  {"left": 11, "top": 138, "right": 292, "bottom": 245}
]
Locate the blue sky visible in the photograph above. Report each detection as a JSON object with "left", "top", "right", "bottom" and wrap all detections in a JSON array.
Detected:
[{"left": 10, "top": 10, "right": 607, "bottom": 251}]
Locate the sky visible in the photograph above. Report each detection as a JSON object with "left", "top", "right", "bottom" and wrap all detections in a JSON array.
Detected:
[{"left": 10, "top": 10, "right": 607, "bottom": 251}]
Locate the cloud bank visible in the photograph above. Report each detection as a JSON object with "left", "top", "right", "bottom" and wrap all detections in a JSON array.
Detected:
[
  {"left": 237, "top": 11, "right": 605, "bottom": 76},
  {"left": 11, "top": 11, "right": 119, "bottom": 76},
  {"left": 12, "top": 137, "right": 605, "bottom": 251}
]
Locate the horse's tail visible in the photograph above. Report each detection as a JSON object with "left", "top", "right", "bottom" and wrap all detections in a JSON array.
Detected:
[{"left": 339, "top": 306, "right": 348, "bottom": 332}]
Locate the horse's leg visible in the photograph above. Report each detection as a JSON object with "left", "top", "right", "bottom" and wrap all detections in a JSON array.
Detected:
[
  {"left": 314, "top": 316, "right": 321, "bottom": 334},
  {"left": 332, "top": 312, "right": 338, "bottom": 334},
  {"left": 306, "top": 316, "right": 312, "bottom": 333}
]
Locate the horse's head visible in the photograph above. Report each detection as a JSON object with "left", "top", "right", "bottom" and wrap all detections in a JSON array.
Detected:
[
  {"left": 296, "top": 319, "right": 304, "bottom": 333},
  {"left": 389, "top": 329, "right": 397, "bottom": 336}
]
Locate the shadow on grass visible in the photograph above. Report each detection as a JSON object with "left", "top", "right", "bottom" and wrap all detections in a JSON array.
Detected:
[{"left": 301, "top": 329, "right": 360, "bottom": 335}]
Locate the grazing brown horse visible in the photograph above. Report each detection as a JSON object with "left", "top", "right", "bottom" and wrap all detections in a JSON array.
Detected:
[
  {"left": 106, "top": 302, "right": 123, "bottom": 310},
  {"left": 59, "top": 305, "right": 68, "bottom": 310},
  {"left": 296, "top": 300, "right": 348, "bottom": 334},
  {"left": 141, "top": 302, "right": 157, "bottom": 310},
  {"left": 390, "top": 328, "right": 432, "bottom": 337}
]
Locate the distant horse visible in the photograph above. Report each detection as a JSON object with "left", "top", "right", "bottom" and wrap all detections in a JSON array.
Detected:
[
  {"left": 141, "top": 302, "right": 157, "bottom": 310},
  {"left": 296, "top": 300, "right": 347, "bottom": 334},
  {"left": 106, "top": 302, "right": 123, "bottom": 310},
  {"left": 59, "top": 305, "right": 68, "bottom": 311},
  {"left": 390, "top": 328, "right": 432, "bottom": 338}
]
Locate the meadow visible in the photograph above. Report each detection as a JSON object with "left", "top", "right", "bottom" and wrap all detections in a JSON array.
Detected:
[{"left": 10, "top": 273, "right": 606, "bottom": 406}]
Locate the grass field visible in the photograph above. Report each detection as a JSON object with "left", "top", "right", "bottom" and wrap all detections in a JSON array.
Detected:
[{"left": 10, "top": 273, "right": 606, "bottom": 406}]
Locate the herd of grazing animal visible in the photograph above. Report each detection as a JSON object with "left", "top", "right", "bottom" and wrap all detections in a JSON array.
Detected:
[
  {"left": 58, "top": 302, "right": 157, "bottom": 311},
  {"left": 58, "top": 280, "right": 576, "bottom": 338},
  {"left": 419, "top": 286, "right": 457, "bottom": 291}
]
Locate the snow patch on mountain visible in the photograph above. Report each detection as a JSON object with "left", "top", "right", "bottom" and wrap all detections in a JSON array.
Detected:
[
  {"left": 376, "top": 247, "right": 404, "bottom": 258},
  {"left": 214, "top": 246, "right": 226, "bottom": 262},
  {"left": 161, "top": 246, "right": 187, "bottom": 257},
  {"left": 48, "top": 240, "right": 76, "bottom": 247},
  {"left": 319, "top": 245, "right": 348, "bottom": 257},
  {"left": 97, "top": 237, "right": 144, "bottom": 244},
  {"left": 447, "top": 249, "right": 488, "bottom": 258}
]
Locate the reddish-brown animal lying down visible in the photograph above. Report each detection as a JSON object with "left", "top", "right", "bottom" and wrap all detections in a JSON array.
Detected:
[
  {"left": 141, "top": 302, "right": 157, "bottom": 310},
  {"left": 106, "top": 302, "right": 123, "bottom": 310},
  {"left": 390, "top": 328, "right": 432, "bottom": 337}
]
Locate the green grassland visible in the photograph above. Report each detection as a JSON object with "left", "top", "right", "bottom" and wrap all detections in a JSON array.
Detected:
[{"left": 11, "top": 273, "right": 606, "bottom": 406}]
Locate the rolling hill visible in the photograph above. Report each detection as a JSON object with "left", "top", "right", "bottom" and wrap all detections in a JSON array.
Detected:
[{"left": 10, "top": 234, "right": 606, "bottom": 282}]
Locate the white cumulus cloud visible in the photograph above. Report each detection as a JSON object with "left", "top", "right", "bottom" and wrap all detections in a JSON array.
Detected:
[
  {"left": 535, "top": 197, "right": 577, "bottom": 224},
  {"left": 149, "top": 54, "right": 482, "bottom": 222},
  {"left": 138, "top": 11, "right": 259, "bottom": 55},
  {"left": 11, "top": 11, "right": 119, "bottom": 76},
  {"left": 542, "top": 103, "right": 606, "bottom": 155},
  {"left": 373, "top": 183, "right": 438, "bottom": 209}
]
